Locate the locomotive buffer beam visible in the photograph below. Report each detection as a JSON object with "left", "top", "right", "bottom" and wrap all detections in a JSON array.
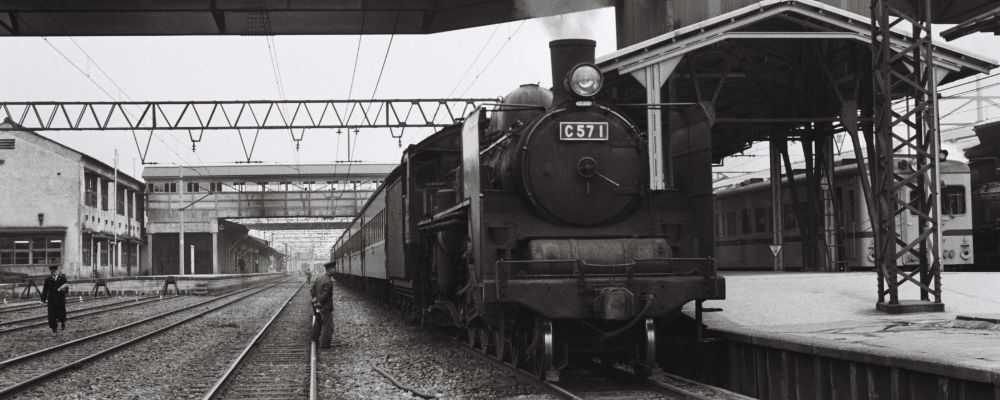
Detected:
[{"left": 492, "top": 258, "right": 724, "bottom": 320}]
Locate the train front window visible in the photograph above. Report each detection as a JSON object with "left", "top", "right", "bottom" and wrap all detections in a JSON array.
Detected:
[{"left": 942, "top": 185, "right": 966, "bottom": 215}]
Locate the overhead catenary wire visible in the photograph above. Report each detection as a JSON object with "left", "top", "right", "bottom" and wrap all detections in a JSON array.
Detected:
[
  {"left": 447, "top": 24, "right": 503, "bottom": 98},
  {"left": 459, "top": 21, "right": 527, "bottom": 98}
]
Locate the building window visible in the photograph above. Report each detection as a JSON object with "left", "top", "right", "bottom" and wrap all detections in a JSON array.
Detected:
[
  {"left": 85, "top": 174, "right": 99, "bottom": 207},
  {"left": 117, "top": 187, "right": 126, "bottom": 216},
  {"left": 942, "top": 185, "right": 967, "bottom": 215},
  {"left": 209, "top": 182, "right": 223, "bottom": 192},
  {"left": 0, "top": 236, "right": 62, "bottom": 265},
  {"left": 99, "top": 240, "right": 109, "bottom": 267},
  {"left": 82, "top": 234, "right": 92, "bottom": 266},
  {"left": 101, "top": 180, "right": 109, "bottom": 211},
  {"left": 165, "top": 182, "right": 177, "bottom": 193},
  {"left": 187, "top": 182, "right": 200, "bottom": 193}
]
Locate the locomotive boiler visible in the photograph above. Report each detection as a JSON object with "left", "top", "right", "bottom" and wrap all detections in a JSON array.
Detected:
[{"left": 331, "top": 39, "right": 725, "bottom": 381}]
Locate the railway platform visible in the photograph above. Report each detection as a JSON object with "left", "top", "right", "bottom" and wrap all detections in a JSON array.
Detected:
[
  {"left": 4, "top": 272, "right": 286, "bottom": 298},
  {"left": 695, "top": 272, "right": 1000, "bottom": 399}
]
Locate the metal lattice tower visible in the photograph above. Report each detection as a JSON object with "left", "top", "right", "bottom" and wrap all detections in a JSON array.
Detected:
[{"left": 871, "top": 0, "right": 944, "bottom": 312}]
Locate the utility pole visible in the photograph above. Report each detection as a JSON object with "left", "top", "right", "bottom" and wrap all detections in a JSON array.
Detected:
[{"left": 179, "top": 165, "right": 185, "bottom": 276}]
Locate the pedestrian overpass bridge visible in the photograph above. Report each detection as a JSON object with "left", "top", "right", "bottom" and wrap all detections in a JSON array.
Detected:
[{"left": 142, "top": 162, "right": 395, "bottom": 275}]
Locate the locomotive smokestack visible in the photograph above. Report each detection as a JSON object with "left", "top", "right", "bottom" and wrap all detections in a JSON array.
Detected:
[{"left": 550, "top": 39, "right": 596, "bottom": 107}]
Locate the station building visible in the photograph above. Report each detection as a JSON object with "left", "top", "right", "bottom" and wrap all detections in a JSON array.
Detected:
[{"left": 0, "top": 120, "right": 145, "bottom": 278}]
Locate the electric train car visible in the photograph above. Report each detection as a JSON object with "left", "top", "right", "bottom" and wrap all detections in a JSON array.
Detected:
[
  {"left": 330, "top": 39, "right": 725, "bottom": 381},
  {"left": 714, "top": 158, "right": 974, "bottom": 270}
]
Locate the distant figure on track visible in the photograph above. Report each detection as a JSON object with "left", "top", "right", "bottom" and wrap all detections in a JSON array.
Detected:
[
  {"left": 310, "top": 261, "right": 335, "bottom": 348},
  {"left": 41, "top": 265, "right": 70, "bottom": 333},
  {"left": 305, "top": 269, "right": 312, "bottom": 283}
]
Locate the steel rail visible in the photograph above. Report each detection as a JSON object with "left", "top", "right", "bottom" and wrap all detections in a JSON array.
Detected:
[
  {"left": 0, "top": 295, "right": 112, "bottom": 314},
  {"left": 309, "top": 339, "right": 318, "bottom": 400},
  {"left": 647, "top": 371, "right": 755, "bottom": 400},
  {"left": 604, "top": 363, "right": 753, "bottom": 400},
  {"left": 0, "top": 279, "right": 291, "bottom": 397},
  {"left": 434, "top": 330, "right": 582, "bottom": 400},
  {"left": 0, "top": 294, "right": 181, "bottom": 334},
  {"left": 0, "top": 280, "right": 284, "bottom": 370},
  {"left": 201, "top": 282, "right": 306, "bottom": 400}
]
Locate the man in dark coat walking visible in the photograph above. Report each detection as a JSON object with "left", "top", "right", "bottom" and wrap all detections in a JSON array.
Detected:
[
  {"left": 40, "top": 265, "right": 70, "bottom": 333},
  {"left": 310, "top": 261, "right": 336, "bottom": 348}
]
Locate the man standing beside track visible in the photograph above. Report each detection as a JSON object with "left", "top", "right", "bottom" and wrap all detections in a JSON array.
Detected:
[
  {"left": 40, "top": 265, "right": 70, "bottom": 333},
  {"left": 310, "top": 261, "right": 336, "bottom": 348}
]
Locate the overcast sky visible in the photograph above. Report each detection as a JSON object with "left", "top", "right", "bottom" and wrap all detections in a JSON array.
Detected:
[
  {"left": 0, "top": 8, "right": 617, "bottom": 178},
  {"left": 1, "top": 6, "right": 999, "bottom": 182}
]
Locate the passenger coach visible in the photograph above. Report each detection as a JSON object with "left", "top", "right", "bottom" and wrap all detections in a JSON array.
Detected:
[{"left": 715, "top": 158, "right": 973, "bottom": 270}]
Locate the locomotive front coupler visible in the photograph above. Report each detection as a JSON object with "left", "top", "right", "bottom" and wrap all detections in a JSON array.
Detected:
[{"left": 585, "top": 292, "right": 655, "bottom": 341}]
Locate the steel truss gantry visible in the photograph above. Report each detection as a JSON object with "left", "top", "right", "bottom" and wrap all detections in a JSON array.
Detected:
[
  {"left": 870, "top": 0, "right": 944, "bottom": 312},
  {"left": 0, "top": 99, "right": 493, "bottom": 131}
]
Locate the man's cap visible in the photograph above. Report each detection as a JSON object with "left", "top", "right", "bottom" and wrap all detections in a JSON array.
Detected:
[
  {"left": 48, "top": 265, "right": 59, "bottom": 271},
  {"left": 324, "top": 261, "right": 337, "bottom": 269}
]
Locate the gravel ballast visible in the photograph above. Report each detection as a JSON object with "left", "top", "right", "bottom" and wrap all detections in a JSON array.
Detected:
[
  {"left": 317, "top": 282, "right": 548, "bottom": 400},
  {"left": 7, "top": 281, "right": 300, "bottom": 399}
]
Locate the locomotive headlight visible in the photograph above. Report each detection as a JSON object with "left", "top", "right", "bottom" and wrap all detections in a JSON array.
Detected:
[{"left": 567, "top": 64, "right": 603, "bottom": 97}]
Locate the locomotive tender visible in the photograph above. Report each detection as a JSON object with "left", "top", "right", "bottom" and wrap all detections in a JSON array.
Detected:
[{"left": 331, "top": 39, "right": 725, "bottom": 380}]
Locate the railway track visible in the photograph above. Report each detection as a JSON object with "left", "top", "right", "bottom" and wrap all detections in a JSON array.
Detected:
[
  {"left": 203, "top": 281, "right": 315, "bottom": 400},
  {"left": 0, "top": 279, "right": 290, "bottom": 397},
  {"left": 445, "top": 330, "right": 749, "bottom": 400},
  {"left": 0, "top": 295, "right": 174, "bottom": 333},
  {"left": 0, "top": 295, "right": 112, "bottom": 314}
]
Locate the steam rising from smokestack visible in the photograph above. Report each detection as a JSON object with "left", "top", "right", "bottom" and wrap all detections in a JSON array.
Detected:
[{"left": 521, "top": 1, "right": 605, "bottom": 41}]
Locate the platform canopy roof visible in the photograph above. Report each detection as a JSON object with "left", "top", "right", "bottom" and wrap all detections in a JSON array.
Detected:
[
  {"left": 597, "top": 0, "right": 998, "bottom": 161},
  {"left": 941, "top": 4, "right": 1000, "bottom": 41},
  {"left": 891, "top": 0, "right": 999, "bottom": 24},
  {"left": 0, "top": 0, "right": 612, "bottom": 36}
]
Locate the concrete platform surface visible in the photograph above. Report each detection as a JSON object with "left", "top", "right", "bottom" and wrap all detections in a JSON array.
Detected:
[{"left": 691, "top": 272, "right": 1000, "bottom": 383}]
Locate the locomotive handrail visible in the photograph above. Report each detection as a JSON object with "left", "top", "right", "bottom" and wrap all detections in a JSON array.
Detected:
[{"left": 418, "top": 199, "right": 470, "bottom": 228}]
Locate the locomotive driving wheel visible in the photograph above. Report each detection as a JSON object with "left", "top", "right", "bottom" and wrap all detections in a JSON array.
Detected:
[
  {"left": 478, "top": 326, "right": 493, "bottom": 354},
  {"left": 494, "top": 328, "right": 506, "bottom": 360},
  {"left": 509, "top": 329, "right": 524, "bottom": 367},
  {"left": 525, "top": 319, "right": 557, "bottom": 381},
  {"left": 465, "top": 325, "right": 478, "bottom": 348},
  {"left": 633, "top": 317, "right": 657, "bottom": 377}
]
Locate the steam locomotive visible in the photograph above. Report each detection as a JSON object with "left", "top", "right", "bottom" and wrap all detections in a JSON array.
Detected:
[{"left": 330, "top": 39, "right": 725, "bottom": 381}]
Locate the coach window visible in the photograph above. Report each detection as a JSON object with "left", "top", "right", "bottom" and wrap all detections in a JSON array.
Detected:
[
  {"left": 784, "top": 206, "right": 797, "bottom": 231},
  {"left": 741, "top": 210, "right": 752, "bottom": 234},
  {"left": 725, "top": 211, "right": 738, "bottom": 237},
  {"left": 942, "top": 186, "right": 967, "bottom": 215},
  {"left": 754, "top": 207, "right": 768, "bottom": 233},
  {"left": 715, "top": 213, "right": 724, "bottom": 238}
]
